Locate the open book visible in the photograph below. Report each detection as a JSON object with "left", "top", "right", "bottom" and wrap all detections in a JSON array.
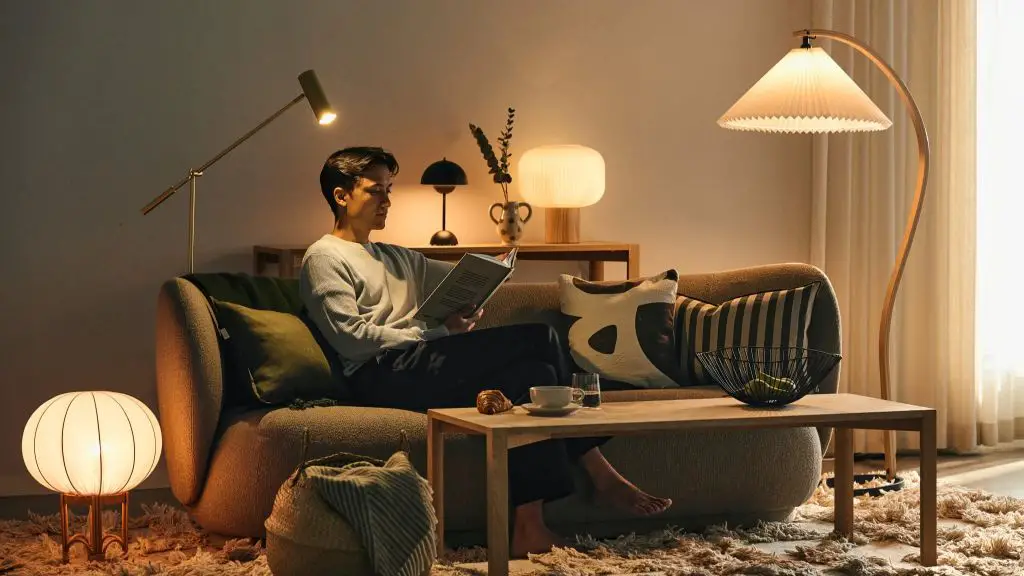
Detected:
[{"left": 415, "top": 248, "right": 518, "bottom": 327}]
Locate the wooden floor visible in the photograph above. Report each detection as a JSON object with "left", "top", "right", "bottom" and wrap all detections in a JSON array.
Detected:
[
  {"left": 825, "top": 448, "right": 1024, "bottom": 498},
  {"left": 1, "top": 450, "right": 1022, "bottom": 521}
]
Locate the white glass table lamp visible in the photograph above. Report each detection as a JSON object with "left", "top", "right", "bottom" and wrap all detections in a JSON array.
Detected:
[{"left": 517, "top": 145, "right": 606, "bottom": 243}]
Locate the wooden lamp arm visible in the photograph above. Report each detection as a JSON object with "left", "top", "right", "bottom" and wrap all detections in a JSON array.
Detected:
[{"left": 798, "top": 28, "right": 931, "bottom": 480}]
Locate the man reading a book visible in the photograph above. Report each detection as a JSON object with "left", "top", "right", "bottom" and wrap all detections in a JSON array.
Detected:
[{"left": 300, "top": 147, "right": 671, "bottom": 556}]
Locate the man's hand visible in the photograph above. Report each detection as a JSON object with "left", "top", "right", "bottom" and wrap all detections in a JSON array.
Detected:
[{"left": 444, "top": 306, "right": 484, "bottom": 335}]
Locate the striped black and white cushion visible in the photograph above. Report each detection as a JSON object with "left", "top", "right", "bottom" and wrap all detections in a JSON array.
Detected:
[{"left": 675, "top": 283, "right": 820, "bottom": 386}]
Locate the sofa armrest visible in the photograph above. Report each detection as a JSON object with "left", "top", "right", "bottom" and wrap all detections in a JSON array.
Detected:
[{"left": 154, "top": 278, "right": 225, "bottom": 506}]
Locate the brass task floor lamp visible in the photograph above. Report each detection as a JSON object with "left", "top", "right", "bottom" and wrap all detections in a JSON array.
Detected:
[
  {"left": 141, "top": 70, "right": 337, "bottom": 273},
  {"left": 719, "top": 29, "right": 930, "bottom": 489}
]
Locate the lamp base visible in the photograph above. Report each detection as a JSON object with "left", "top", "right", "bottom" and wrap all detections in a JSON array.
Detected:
[
  {"left": 544, "top": 207, "right": 580, "bottom": 243},
  {"left": 430, "top": 230, "right": 459, "bottom": 246},
  {"left": 824, "top": 473, "right": 905, "bottom": 497},
  {"left": 60, "top": 492, "right": 129, "bottom": 563}
]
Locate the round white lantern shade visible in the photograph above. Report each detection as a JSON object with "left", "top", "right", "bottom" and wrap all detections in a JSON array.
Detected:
[
  {"left": 22, "top": 391, "right": 162, "bottom": 495},
  {"left": 517, "top": 145, "right": 606, "bottom": 208}
]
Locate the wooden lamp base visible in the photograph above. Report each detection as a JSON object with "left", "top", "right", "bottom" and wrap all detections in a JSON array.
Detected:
[
  {"left": 544, "top": 207, "right": 581, "bottom": 243},
  {"left": 60, "top": 492, "right": 129, "bottom": 562}
]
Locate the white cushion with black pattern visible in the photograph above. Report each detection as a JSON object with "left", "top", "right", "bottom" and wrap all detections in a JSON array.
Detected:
[
  {"left": 558, "top": 270, "right": 683, "bottom": 389},
  {"left": 675, "top": 282, "right": 820, "bottom": 386}
]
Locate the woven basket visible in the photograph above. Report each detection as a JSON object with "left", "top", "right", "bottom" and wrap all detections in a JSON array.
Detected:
[{"left": 264, "top": 450, "right": 385, "bottom": 576}]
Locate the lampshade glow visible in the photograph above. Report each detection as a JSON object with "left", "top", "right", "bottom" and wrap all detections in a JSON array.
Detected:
[
  {"left": 298, "top": 69, "right": 337, "bottom": 125},
  {"left": 718, "top": 46, "right": 892, "bottom": 133},
  {"left": 517, "top": 145, "right": 606, "bottom": 208},
  {"left": 22, "top": 391, "right": 162, "bottom": 495}
]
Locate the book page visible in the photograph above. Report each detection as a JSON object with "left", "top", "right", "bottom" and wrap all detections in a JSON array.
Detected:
[{"left": 415, "top": 253, "right": 513, "bottom": 326}]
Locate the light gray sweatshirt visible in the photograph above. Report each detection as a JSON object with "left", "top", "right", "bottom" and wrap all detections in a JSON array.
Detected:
[{"left": 299, "top": 234, "right": 455, "bottom": 375}]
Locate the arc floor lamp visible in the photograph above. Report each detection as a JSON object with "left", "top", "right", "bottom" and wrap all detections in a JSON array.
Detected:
[
  {"left": 719, "top": 29, "right": 930, "bottom": 486},
  {"left": 141, "top": 69, "right": 337, "bottom": 273}
]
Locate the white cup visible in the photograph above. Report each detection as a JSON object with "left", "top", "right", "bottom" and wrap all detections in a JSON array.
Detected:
[{"left": 529, "top": 386, "right": 583, "bottom": 408}]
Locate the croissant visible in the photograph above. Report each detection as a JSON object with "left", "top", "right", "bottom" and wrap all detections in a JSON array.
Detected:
[{"left": 476, "top": 390, "right": 513, "bottom": 415}]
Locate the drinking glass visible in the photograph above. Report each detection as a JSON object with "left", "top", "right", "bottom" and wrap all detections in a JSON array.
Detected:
[{"left": 572, "top": 373, "right": 601, "bottom": 408}]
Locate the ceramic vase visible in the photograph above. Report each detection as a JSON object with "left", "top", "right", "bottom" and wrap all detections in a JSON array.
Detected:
[{"left": 489, "top": 201, "right": 532, "bottom": 246}]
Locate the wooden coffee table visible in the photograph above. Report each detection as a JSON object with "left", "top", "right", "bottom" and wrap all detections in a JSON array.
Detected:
[{"left": 427, "top": 393, "right": 937, "bottom": 575}]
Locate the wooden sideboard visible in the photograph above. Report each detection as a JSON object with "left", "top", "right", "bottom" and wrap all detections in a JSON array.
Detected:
[{"left": 253, "top": 242, "right": 639, "bottom": 281}]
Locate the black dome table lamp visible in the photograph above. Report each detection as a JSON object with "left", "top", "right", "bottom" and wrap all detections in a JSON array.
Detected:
[{"left": 421, "top": 157, "right": 468, "bottom": 246}]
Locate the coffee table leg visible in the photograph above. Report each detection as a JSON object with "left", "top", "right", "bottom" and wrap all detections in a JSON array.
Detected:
[
  {"left": 486, "top": 431, "right": 509, "bottom": 576},
  {"left": 834, "top": 427, "right": 854, "bottom": 537},
  {"left": 920, "top": 412, "right": 937, "bottom": 566},
  {"left": 428, "top": 415, "right": 445, "bottom": 557}
]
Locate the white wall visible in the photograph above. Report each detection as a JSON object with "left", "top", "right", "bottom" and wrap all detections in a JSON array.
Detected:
[{"left": 0, "top": 0, "right": 811, "bottom": 496}]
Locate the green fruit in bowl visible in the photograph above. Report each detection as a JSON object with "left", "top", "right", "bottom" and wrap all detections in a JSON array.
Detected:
[{"left": 743, "top": 370, "right": 796, "bottom": 396}]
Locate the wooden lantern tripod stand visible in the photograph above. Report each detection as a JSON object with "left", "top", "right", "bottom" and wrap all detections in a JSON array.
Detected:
[{"left": 59, "top": 492, "right": 129, "bottom": 562}]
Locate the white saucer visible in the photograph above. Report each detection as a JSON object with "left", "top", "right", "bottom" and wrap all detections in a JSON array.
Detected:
[{"left": 521, "top": 403, "right": 581, "bottom": 417}]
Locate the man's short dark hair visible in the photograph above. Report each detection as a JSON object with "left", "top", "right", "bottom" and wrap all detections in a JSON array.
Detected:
[{"left": 319, "top": 146, "right": 400, "bottom": 215}]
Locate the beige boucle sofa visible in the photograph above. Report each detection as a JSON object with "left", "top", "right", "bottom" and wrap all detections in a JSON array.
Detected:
[{"left": 154, "top": 262, "right": 841, "bottom": 544}]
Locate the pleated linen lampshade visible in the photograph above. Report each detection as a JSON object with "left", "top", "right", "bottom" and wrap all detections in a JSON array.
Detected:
[
  {"left": 718, "top": 46, "right": 892, "bottom": 133},
  {"left": 518, "top": 145, "right": 606, "bottom": 243}
]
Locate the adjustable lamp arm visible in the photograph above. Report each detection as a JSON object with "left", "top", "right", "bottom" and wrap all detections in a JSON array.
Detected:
[
  {"left": 138, "top": 69, "right": 335, "bottom": 274},
  {"left": 141, "top": 93, "right": 306, "bottom": 215}
]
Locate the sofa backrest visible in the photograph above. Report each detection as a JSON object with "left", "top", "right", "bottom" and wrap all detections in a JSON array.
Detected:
[
  {"left": 184, "top": 273, "right": 304, "bottom": 314},
  {"left": 180, "top": 267, "right": 841, "bottom": 406}
]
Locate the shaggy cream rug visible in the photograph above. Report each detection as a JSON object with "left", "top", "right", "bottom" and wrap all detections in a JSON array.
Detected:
[{"left": 1, "top": 472, "right": 1022, "bottom": 575}]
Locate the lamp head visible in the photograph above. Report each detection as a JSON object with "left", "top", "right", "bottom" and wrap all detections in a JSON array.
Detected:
[
  {"left": 517, "top": 145, "right": 605, "bottom": 208},
  {"left": 420, "top": 157, "right": 468, "bottom": 195},
  {"left": 298, "top": 69, "right": 337, "bottom": 125},
  {"left": 22, "top": 391, "right": 162, "bottom": 496},
  {"left": 718, "top": 40, "right": 892, "bottom": 134}
]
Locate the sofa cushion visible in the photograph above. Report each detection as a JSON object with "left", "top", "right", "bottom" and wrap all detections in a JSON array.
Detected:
[
  {"left": 558, "top": 271, "right": 684, "bottom": 389},
  {"left": 601, "top": 385, "right": 725, "bottom": 402},
  {"left": 212, "top": 299, "right": 346, "bottom": 407},
  {"left": 675, "top": 282, "right": 821, "bottom": 387},
  {"left": 181, "top": 273, "right": 356, "bottom": 407}
]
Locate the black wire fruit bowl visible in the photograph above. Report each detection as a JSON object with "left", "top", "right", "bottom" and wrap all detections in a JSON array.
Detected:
[{"left": 696, "top": 346, "right": 842, "bottom": 407}]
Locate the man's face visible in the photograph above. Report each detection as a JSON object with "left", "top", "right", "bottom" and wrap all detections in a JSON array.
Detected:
[{"left": 335, "top": 163, "right": 392, "bottom": 230}]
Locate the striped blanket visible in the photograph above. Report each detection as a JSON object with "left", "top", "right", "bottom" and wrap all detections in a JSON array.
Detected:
[{"left": 306, "top": 451, "right": 437, "bottom": 576}]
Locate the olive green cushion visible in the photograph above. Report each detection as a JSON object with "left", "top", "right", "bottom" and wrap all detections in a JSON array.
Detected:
[{"left": 213, "top": 299, "right": 344, "bottom": 407}]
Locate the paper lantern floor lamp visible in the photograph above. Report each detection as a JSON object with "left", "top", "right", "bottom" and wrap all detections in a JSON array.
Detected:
[
  {"left": 719, "top": 29, "right": 929, "bottom": 492},
  {"left": 22, "top": 391, "right": 163, "bottom": 562},
  {"left": 517, "top": 145, "right": 605, "bottom": 243},
  {"left": 140, "top": 69, "right": 337, "bottom": 274},
  {"left": 421, "top": 157, "right": 468, "bottom": 246}
]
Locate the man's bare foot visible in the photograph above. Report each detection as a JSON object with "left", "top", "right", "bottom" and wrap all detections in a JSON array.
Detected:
[
  {"left": 511, "top": 500, "right": 568, "bottom": 558},
  {"left": 579, "top": 448, "right": 672, "bottom": 516},
  {"left": 594, "top": 478, "right": 672, "bottom": 516},
  {"left": 511, "top": 523, "right": 568, "bottom": 558}
]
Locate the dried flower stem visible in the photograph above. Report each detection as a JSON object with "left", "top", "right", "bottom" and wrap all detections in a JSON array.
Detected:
[{"left": 469, "top": 106, "right": 515, "bottom": 204}]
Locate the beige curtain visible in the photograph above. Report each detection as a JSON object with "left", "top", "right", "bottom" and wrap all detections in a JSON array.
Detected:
[
  {"left": 810, "top": 0, "right": 977, "bottom": 454},
  {"left": 976, "top": 0, "right": 1024, "bottom": 447}
]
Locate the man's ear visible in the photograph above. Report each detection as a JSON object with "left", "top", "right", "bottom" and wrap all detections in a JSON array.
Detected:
[{"left": 333, "top": 186, "right": 348, "bottom": 208}]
